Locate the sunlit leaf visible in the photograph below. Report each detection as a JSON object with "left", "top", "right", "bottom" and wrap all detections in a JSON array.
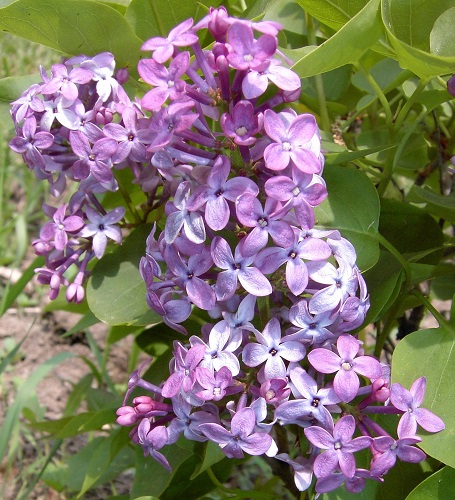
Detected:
[
  {"left": 86, "top": 225, "right": 162, "bottom": 326},
  {"left": 290, "top": 0, "right": 383, "bottom": 77},
  {"left": 0, "top": 0, "right": 142, "bottom": 68}
]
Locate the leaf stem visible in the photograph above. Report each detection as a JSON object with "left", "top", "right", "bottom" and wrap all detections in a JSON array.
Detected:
[
  {"left": 410, "top": 289, "right": 451, "bottom": 329},
  {"left": 358, "top": 64, "right": 393, "bottom": 124},
  {"left": 394, "top": 78, "right": 429, "bottom": 130}
]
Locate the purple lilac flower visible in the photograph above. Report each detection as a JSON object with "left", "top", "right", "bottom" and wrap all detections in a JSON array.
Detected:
[
  {"left": 199, "top": 407, "right": 273, "bottom": 459},
  {"left": 304, "top": 415, "right": 372, "bottom": 478},
  {"left": 79, "top": 206, "right": 125, "bottom": 258},
  {"left": 236, "top": 194, "right": 294, "bottom": 257},
  {"left": 195, "top": 366, "right": 236, "bottom": 401},
  {"left": 161, "top": 343, "right": 206, "bottom": 398},
  {"left": 220, "top": 100, "right": 262, "bottom": 145},
  {"left": 190, "top": 321, "right": 241, "bottom": 375},
  {"left": 39, "top": 204, "right": 84, "bottom": 251},
  {"left": 315, "top": 468, "right": 379, "bottom": 494},
  {"left": 226, "top": 22, "right": 276, "bottom": 71},
  {"left": 275, "top": 453, "right": 314, "bottom": 492},
  {"left": 40, "top": 63, "right": 93, "bottom": 101},
  {"left": 211, "top": 236, "right": 272, "bottom": 300},
  {"left": 142, "top": 18, "right": 198, "bottom": 63},
  {"left": 137, "top": 421, "right": 172, "bottom": 472},
  {"left": 186, "top": 155, "right": 258, "bottom": 231},
  {"left": 308, "top": 335, "right": 382, "bottom": 402},
  {"left": 138, "top": 51, "right": 189, "bottom": 110},
  {"left": 263, "top": 109, "right": 321, "bottom": 173},
  {"left": 275, "top": 365, "right": 340, "bottom": 429},
  {"left": 242, "top": 317, "right": 306, "bottom": 379},
  {"left": 390, "top": 377, "right": 445, "bottom": 437},
  {"left": 370, "top": 435, "right": 426, "bottom": 476}
]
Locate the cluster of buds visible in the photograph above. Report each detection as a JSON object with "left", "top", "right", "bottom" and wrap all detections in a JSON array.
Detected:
[{"left": 9, "top": 6, "right": 444, "bottom": 495}]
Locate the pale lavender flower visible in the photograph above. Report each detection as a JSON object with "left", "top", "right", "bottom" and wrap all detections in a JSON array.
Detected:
[
  {"left": 308, "top": 335, "right": 382, "bottom": 402},
  {"left": 371, "top": 435, "right": 426, "bottom": 476},
  {"left": 285, "top": 299, "right": 336, "bottom": 344},
  {"left": 137, "top": 421, "right": 172, "bottom": 472},
  {"left": 242, "top": 317, "right": 306, "bottom": 379},
  {"left": 263, "top": 110, "right": 321, "bottom": 173},
  {"left": 190, "top": 320, "right": 241, "bottom": 375},
  {"left": 199, "top": 407, "right": 273, "bottom": 459},
  {"left": 275, "top": 365, "right": 340, "bottom": 429},
  {"left": 307, "top": 258, "right": 359, "bottom": 314},
  {"left": 235, "top": 194, "right": 294, "bottom": 257},
  {"left": 40, "top": 63, "right": 93, "bottom": 101},
  {"left": 227, "top": 22, "right": 276, "bottom": 71},
  {"left": 165, "top": 181, "right": 206, "bottom": 244},
  {"left": 304, "top": 415, "right": 372, "bottom": 478},
  {"left": 161, "top": 343, "right": 206, "bottom": 398},
  {"left": 142, "top": 18, "right": 198, "bottom": 63},
  {"left": 79, "top": 206, "right": 125, "bottom": 258},
  {"left": 390, "top": 377, "right": 445, "bottom": 437},
  {"left": 220, "top": 100, "right": 262, "bottom": 146},
  {"left": 275, "top": 453, "right": 314, "bottom": 492},
  {"left": 40, "top": 204, "right": 84, "bottom": 251},
  {"left": 138, "top": 52, "right": 189, "bottom": 110},
  {"left": 187, "top": 155, "right": 258, "bottom": 231},
  {"left": 211, "top": 236, "right": 272, "bottom": 300},
  {"left": 315, "top": 468, "right": 377, "bottom": 494}
]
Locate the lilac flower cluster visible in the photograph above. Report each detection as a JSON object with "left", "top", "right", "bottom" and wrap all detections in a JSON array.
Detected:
[
  {"left": 9, "top": 52, "right": 133, "bottom": 302},
  {"left": 9, "top": 6, "right": 445, "bottom": 495}
]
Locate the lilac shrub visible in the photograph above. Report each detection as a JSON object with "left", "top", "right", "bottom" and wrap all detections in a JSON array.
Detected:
[{"left": 9, "top": 6, "right": 445, "bottom": 496}]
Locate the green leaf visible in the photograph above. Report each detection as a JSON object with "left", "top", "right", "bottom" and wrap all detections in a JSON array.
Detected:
[
  {"left": 296, "top": 0, "right": 369, "bottom": 30},
  {"left": 0, "top": 74, "right": 41, "bottom": 103},
  {"left": 315, "top": 165, "right": 380, "bottom": 270},
  {"left": 363, "top": 251, "right": 404, "bottom": 323},
  {"left": 392, "top": 326, "right": 455, "bottom": 468},
  {"left": 0, "top": 0, "right": 142, "bottom": 68},
  {"left": 407, "top": 185, "right": 455, "bottom": 221},
  {"left": 381, "top": 0, "right": 455, "bottom": 77},
  {"left": 30, "top": 409, "right": 116, "bottom": 438},
  {"left": 125, "top": 0, "right": 215, "bottom": 41},
  {"left": 0, "top": 256, "right": 44, "bottom": 316},
  {"left": 290, "top": 0, "right": 383, "bottom": 77},
  {"left": 86, "top": 224, "right": 162, "bottom": 326},
  {"left": 131, "top": 440, "right": 195, "bottom": 498},
  {"left": 325, "top": 144, "right": 396, "bottom": 166},
  {"left": 430, "top": 8, "right": 455, "bottom": 57},
  {"left": 379, "top": 199, "right": 444, "bottom": 264},
  {"left": 406, "top": 466, "right": 455, "bottom": 499},
  {"left": 190, "top": 440, "right": 227, "bottom": 479}
]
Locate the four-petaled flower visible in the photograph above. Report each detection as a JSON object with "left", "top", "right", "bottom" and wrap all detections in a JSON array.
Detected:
[
  {"left": 200, "top": 407, "right": 273, "bottom": 458},
  {"left": 308, "top": 335, "right": 382, "bottom": 402},
  {"left": 304, "top": 415, "right": 372, "bottom": 478},
  {"left": 390, "top": 377, "right": 445, "bottom": 437}
]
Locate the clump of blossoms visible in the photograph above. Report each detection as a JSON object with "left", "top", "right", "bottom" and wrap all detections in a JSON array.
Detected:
[{"left": 10, "top": 7, "right": 445, "bottom": 495}]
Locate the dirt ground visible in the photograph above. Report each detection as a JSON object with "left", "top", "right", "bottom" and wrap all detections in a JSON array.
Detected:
[{"left": 0, "top": 268, "right": 139, "bottom": 499}]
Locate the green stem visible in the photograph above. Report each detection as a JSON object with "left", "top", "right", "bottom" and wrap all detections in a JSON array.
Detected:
[
  {"left": 359, "top": 64, "right": 393, "bottom": 124},
  {"left": 305, "top": 14, "right": 331, "bottom": 132},
  {"left": 394, "top": 78, "right": 429, "bottom": 130}
]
